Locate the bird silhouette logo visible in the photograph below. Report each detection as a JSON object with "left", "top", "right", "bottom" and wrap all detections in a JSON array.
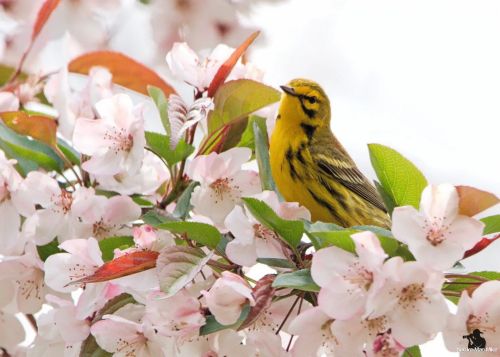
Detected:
[{"left": 462, "top": 329, "right": 486, "bottom": 349}]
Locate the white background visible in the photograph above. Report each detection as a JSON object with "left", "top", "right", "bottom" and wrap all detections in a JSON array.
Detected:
[{"left": 247, "top": 1, "right": 500, "bottom": 355}]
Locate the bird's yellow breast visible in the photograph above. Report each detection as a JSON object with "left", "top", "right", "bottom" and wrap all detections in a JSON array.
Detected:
[{"left": 270, "top": 122, "right": 346, "bottom": 224}]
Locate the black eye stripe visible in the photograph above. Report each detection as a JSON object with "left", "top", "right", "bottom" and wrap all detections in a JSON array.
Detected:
[{"left": 299, "top": 95, "right": 318, "bottom": 103}]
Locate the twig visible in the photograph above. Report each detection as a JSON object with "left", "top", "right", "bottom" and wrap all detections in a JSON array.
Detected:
[{"left": 275, "top": 294, "right": 301, "bottom": 335}]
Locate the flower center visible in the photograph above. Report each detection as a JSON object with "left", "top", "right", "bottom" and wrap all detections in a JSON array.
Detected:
[
  {"left": 93, "top": 219, "right": 113, "bottom": 238},
  {"left": 364, "top": 316, "right": 389, "bottom": 338},
  {"left": 104, "top": 127, "right": 134, "bottom": 153},
  {"left": 423, "top": 217, "right": 449, "bottom": 246},
  {"left": 16, "top": 268, "right": 43, "bottom": 302},
  {"left": 51, "top": 190, "right": 73, "bottom": 214},
  {"left": 466, "top": 314, "right": 496, "bottom": 334},
  {"left": 398, "top": 283, "right": 426, "bottom": 309},
  {"left": 343, "top": 262, "right": 374, "bottom": 290},
  {"left": 209, "top": 177, "right": 238, "bottom": 203},
  {"left": 253, "top": 224, "right": 279, "bottom": 241}
]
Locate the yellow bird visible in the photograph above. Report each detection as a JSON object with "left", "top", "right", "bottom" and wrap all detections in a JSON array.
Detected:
[{"left": 269, "top": 79, "right": 390, "bottom": 228}]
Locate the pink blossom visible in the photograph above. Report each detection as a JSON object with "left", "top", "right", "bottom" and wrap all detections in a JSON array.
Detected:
[
  {"left": 202, "top": 271, "right": 255, "bottom": 325},
  {"left": 0, "top": 310, "right": 25, "bottom": 354},
  {"left": 0, "top": 151, "right": 33, "bottom": 255},
  {"left": 75, "top": 194, "right": 141, "bottom": 240},
  {"left": 73, "top": 93, "right": 145, "bottom": 176},
  {"left": 20, "top": 172, "right": 100, "bottom": 244},
  {"left": 366, "top": 257, "right": 449, "bottom": 346},
  {"left": 44, "top": 237, "right": 104, "bottom": 293},
  {"left": 166, "top": 42, "right": 262, "bottom": 93},
  {"left": 144, "top": 289, "right": 205, "bottom": 340},
  {"left": 44, "top": 65, "right": 113, "bottom": 139},
  {"left": 91, "top": 303, "right": 166, "bottom": 357},
  {"left": 391, "top": 184, "right": 485, "bottom": 270},
  {"left": 225, "top": 190, "right": 310, "bottom": 267},
  {"left": 311, "top": 231, "right": 386, "bottom": 320},
  {"left": 187, "top": 147, "right": 261, "bottom": 228},
  {"left": 95, "top": 150, "right": 168, "bottom": 196},
  {"left": 443, "top": 280, "right": 500, "bottom": 355},
  {"left": 0, "top": 244, "right": 47, "bottom": 314},
  {"left": 288, "top": 307, "right": 341, "bottom": 356},
  {"left": 366, "top": 330, "right": 405, "bottom": 357}
]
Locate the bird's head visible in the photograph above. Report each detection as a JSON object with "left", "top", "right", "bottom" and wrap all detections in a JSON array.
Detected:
[{"left": 278, "top": 78, "right": 331, "bottom": 129}]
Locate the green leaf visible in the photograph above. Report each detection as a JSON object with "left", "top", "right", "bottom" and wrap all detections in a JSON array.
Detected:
[
  {"left": 147, "top": 85, "right": 170, "bottom": 135},
  {"left": 308, "top": 229, "right": 401, "bottom": 257},
  {"left": 256, "top": 258, "right": 295, "bottom": 269},
  {"left": 243, "top": 197, "right": 304, "bottom": 248},
  {"left": 402, "top": 345, "right": 421, "bottom": 357},
  {"left": 172, "top": 181, "right": 199, "bottom": 219},
  {"left": 237, "top": 115, "right": 267, "bottom": 153},
  {"left": 0, "top": 122, "right": 64, "bottom": 173},
  {"left": 253, "top": 116, "right": 276, "bottom": 191},
  {"left": 311, "top": 230, "right": 357, "bottom": 253},
  {"left": 98, "top": 236, "right": 135, "bottom": 262},
  {"left": 368, "top": 144, "right": 427, "bottom": 209},
  {"left": 156, "top": 221, "right": 222, "bottom": 249},
  {"left": 141, "top": 210, "right": 173, "bottom": 226},
  {"left": 157, "top": 246, "right": 213, "bottom": 297},
  {"left": 272, "top": 269, "right": 320, "bottom": 292},
  {"left": 130, "top": 195, "right": 154, "bottom": 206},
  {"left": 37, "top": 239, "right": 63, "bottom": 261},
  {"left": 375, "top": 180, "right": 396, "bottom": 215},
  {"left": 200, "top": 304, "right": 251, "bottom": 335},
  {"left": 57, "top": 138, "right": 80, "bottom": 165},
  {"left": 481, "top": 215, "right": 500, "bottom": 235},
  {"left": 145, "top": 131, "right": 194, "bottom": 167},
  {"left": 350, "top": 225, "right": 394, "bottom": 238},
  {"left": 207, "top": 79, "right": 280, "bottom": 135}
]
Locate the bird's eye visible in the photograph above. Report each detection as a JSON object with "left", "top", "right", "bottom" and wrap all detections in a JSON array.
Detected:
[{"left": 308, "top": 96, "right": 317, "bottom": 104}]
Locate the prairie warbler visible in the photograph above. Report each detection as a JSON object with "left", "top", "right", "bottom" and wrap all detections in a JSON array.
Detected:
[{"left": 269, "top": 79, "right": 390, "bottom": 228}]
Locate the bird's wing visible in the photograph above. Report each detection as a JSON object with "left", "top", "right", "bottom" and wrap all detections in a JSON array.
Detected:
[{"left": 310, "top": 142, "right": 387, "bottom": 213}]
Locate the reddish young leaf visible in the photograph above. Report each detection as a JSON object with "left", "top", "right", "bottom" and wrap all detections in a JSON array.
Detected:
[
  {"left": 456, "top": 186, "right": 499, "bottom": 217},
  {"left": 239, "top": 274, "right": 276, "bottom": 330},
  {"left": 207, "top": 31, "right": 260, "bottom": 97},
  {"left": 463, "top": 234, "right": 500, "bottom": 259},
  {"left": 32, "top": 0, "right": 61, "bottom": 40},
  {"left": 0, "top": 111, "right": 57, "bottom": 147},
  {"left": 68, "top": 51, "right": 177, "bottom": 96},
  {"left": 70, "top": 251, "right": 159, "bottom": 285}
]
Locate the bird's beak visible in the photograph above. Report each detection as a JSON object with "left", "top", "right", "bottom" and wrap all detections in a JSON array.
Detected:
[{"left": 280, "top": 85, "right": 297, "bottom": 96}]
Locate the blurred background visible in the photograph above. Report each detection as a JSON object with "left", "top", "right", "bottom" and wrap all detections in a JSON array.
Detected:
[{"left": 2, "top": 1, "right": 499, "bottom": 355}]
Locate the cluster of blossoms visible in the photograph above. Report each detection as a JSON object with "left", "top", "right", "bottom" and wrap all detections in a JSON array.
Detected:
[
  {"left": 0, "top": 0, "right": 278, "bottom": 75},
  {"left": 0, "top": 5, "right": 499, "bottom": 356}
]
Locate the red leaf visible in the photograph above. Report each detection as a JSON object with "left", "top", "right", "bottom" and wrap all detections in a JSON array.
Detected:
[
  {"left": 68, "top": 51, "right": 177, "bottom": 96},
  {"left": 70, "top": 251, "right": 159, "bottom": 285},
  {"left": 207, "top": 31, "right": 260, "bottom": 97},
  {"left": 456, "top": 186, "right": 499, "bottom": 217},
  {"left": 463, "top": 234, "right": 500, "bottom": 259},
  {"left": 32, "top": 0, "right": 61, "bottom": 40},
  {"left": 0, "top": 111, "right": 57, "bottom": 147},
  {"left": 239, "top": 274, "right": 276, "bottom": 330}
]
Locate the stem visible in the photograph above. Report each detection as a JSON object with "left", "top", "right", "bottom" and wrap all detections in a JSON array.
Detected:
[
  {"left": 445, "top": 281, "right": 481, "bottom": 285},
  {"left": 275, "top": 295, "right": 301, "bottom": 335},
  {"left": 442, "top": 291, "right": 462, "bottom": 297},
  {"left": 26, "top": 313, "right": 37, "bottom": 332},
  {"left": 54, "top": 146, "right": 83, "bottom": 186},
  {"left": 445, "top": 274, "right": 489, "bottom": 282},
  {"left": 286, "top": 295, "right": 304, "bottom": 352},
  {"left": 207, "top": 259, "right": 238, "bottom": 271}
]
